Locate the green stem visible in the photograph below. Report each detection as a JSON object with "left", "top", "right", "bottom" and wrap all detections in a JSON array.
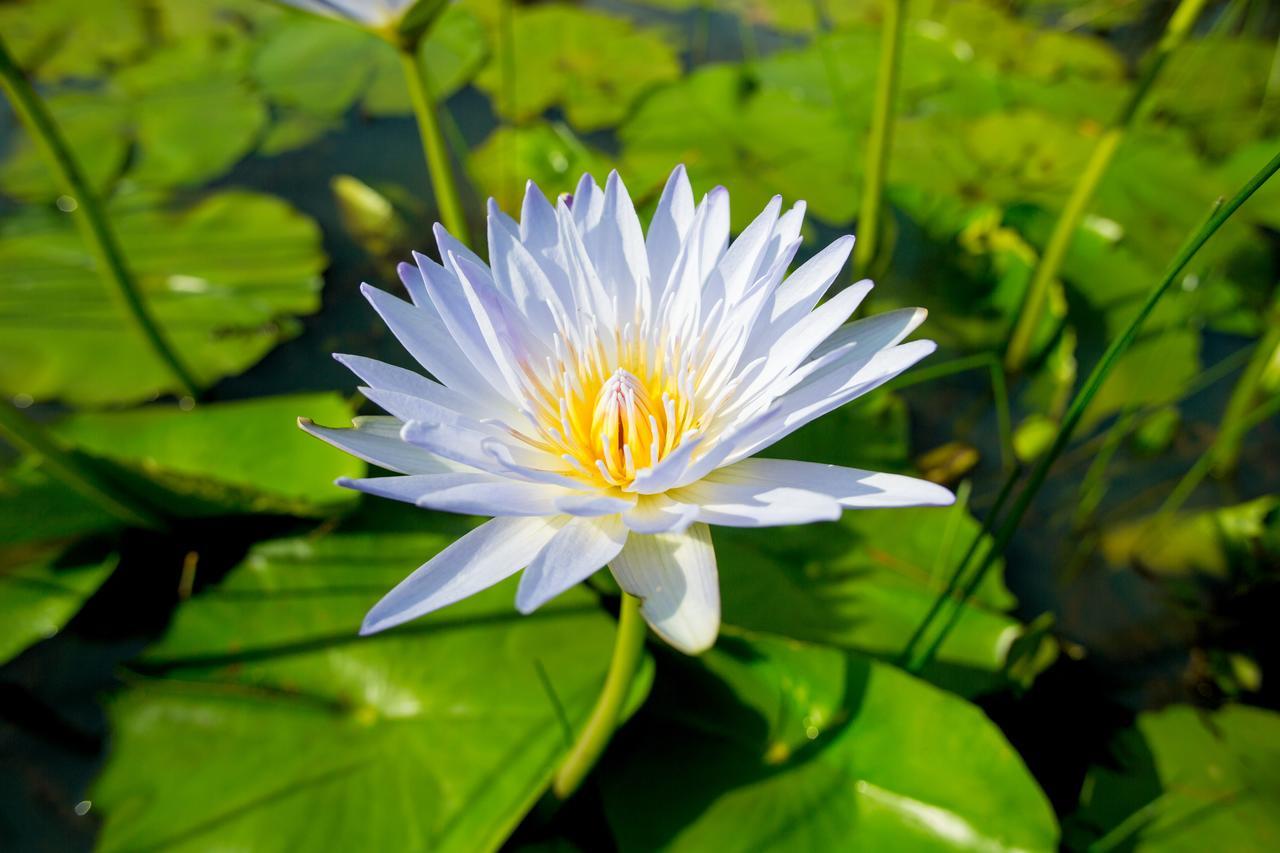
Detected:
[
  {"left": 1073, "top": 406, "right": 1137, "bottom": 528},
  {"left": 852, "top": 0, "right": 906, "bottom": 277},
  {"left": 1004, "top": 0, "right": 1208, "bottom": 372},
  {"left": 911, "top": 147, "right": 1280, "bottom": 672},
  {"left": 1208, "top": 300, "right": 1280, "bottom": 476},
  {"left": 0, "top": 36, "right": 200, "bottom": 399},
  {"left": 397, "top": 42, "right": 471, "bottom": 246},
  {"left": 552, "top": 592, "right": 647, "bottom": 800},
  {"left": 0, "top": 402, "right": 162, "bottom": 530}
]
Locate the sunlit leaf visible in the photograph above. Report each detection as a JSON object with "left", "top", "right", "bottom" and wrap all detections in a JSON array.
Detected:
[
  {"left": 51, "top": 394, "right": 364, "bottom": 518},
  {"left": 474, "top": 4, "right": 679, "bottom": 131},
  {"left": 0, "top": 91, "right": 130, "bottom": 202},
  {"left": 1066, "top": 704, "right": 1280, "bottom": 851},
  {"left": 0, "top": 189, "right": 326, "bottom": 405},
  {"left": 0, "top": 0, "right": 149, "bottom": 81},
  {"left": 0, "top": 546, "right": 116, "bottom": 665},
  {"left": 602, "top": 632, "right": 1059, "bottom": 851},
  {"left": 91, "top": 519, "right": 652, "bottom": 852}
]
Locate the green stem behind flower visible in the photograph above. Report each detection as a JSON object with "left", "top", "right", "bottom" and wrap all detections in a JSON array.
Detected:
[
  {"left": 852, "top": 0, "right": 906, "bottom": 278},
  {"left": 1207, "top": 298, "right": 1280, "bottom": 476},
  {"left": 552, "top": 592, "right": 647, "bottom": 800},
  {"left": 1004, "top": 0, "right": 1208, "bottom": 372},
  {"left": 0, "top": 401, "right": 163, "bottom": 530},
  {"left": 396, "top": 43, "right": 471, "bottom": 246},
  {"left": 0, "top": 36, "right": 200, "bottom": 400},
  {"left": 906, "top": 147, "right": 1280, "bottom": 674}
]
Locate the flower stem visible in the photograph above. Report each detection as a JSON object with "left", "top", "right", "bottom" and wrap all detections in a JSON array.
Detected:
[
  {"left": 0, "top": 401, "right": 163, "bottom": 530},
  {"left": 907, "top": 146, "right": 1280, "bottom": 674},
  {"left": 552, "top": 592, "right": 646, "bottom": 800},
  {"left": 852, "top": 0, "right": 906, "bottom": 278},
  {"left": 0, "top": 35, "right": 200, "bottom": 400},
  {"left": 1004, "top": 0, "right": 1208, "bottom": 372},
  {"left": 396, "top": 42, "right": 471, "bottom": 247}
]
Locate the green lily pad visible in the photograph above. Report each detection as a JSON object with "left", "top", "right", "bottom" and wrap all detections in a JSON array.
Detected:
[
  {"left": 1067, "top": 704, "right": 1280, "bottom": 851},
  {"left": 51, "top": 393, "right": 364, "bottom": 518},
  {"left": 91, "top": 520, "right": 652, "bottom": 852},
  {"left": 0, "top": 91, "right": 131, "bottom": 202},
  {"left": 717, "top": 501, "right": 1041, "bottom": 697},
  {"left": 621, "top": 65, "right": 859, "bottom": 229},
  {"left": 251, "top": 4, "right": 486, "bottom": 143},
  {"left": 474, "top": 4, "right": 680, "bottom": 131},
  {"left": 602, "top": 632, "right": 1059, "bottom": 851},
  {"left": 0, "top": 546, "right": 117, "bottom": 664},
  {"left": 0, "top": 188, "right": 326, "bottom": 406},
  {"left": 471, "top": 121, "right": 615, "bottom": 214},
  {"left": 0, "top": 462, "right": 122, "bottom": 546},
  {"left": 0, "top": 0, "right": 149, "bottom": 81},
  {"left": 112, "top": 39, "right": 268, "bottom": 189}
]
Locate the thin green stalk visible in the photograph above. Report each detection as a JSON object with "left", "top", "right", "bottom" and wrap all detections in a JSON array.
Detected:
[
  {"left": 1208, "top": 299, "right": 1280, "bottom": 475},
  {"left": 1074, "top": 406, "right": 1137, "bottom": 528},
  {"left": 910, "top": 147, "right": 1280, "bottom": 672},
  {"left": 1004, "top": 0, "right": 1208, "bottom": 371},
  {"left": 497, "top": 0, "right": 517, "bottom": 204},
  {"left": 0, "top": 36, "right": 200, "bottom": 399},
  {"left": 0, "top": 402, "right": 162, "bottom": 530},
  {"left": 552, "top": 592, "right": 646, "bottom": 800},
  {"left": 396, "top": 43, "right": 471, "bottom": 246},
  {"left": 852, "top": 0, "right": 906, "bottom": 277}
]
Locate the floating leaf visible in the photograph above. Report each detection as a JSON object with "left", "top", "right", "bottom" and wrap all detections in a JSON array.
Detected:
[
  {"left": 471, "top": 121, "right": 616, "bottom": 217},
  {"left": 603, "top": 632, "right": 1059, "bottom": 851},
  {"left": 91, "top": 520, "right": 651, "bottom": 852},
  {"left": 51, "top": 394, "right": 364, "bottom": 518},
  {"left": 0, "top": 0, "right": 149, "bottom": 81},
  {"left": 1067, "top": 704, "right": 1280, "bottom": 851},
  {"left": 0, "top": 91, "right": 130, "bottom": 202},
  {"left": 0, "top": 188, "right": 326, "bottom": 405},
  {"left": 621, "top": 65, "right": 859, "bottom": 229},
  {"left": 474, "top": 4, "right": 679, "bottom": 131},
  {"left": 717, "top": 503, "right": 1036, "bottom": 697},
  {"left": 0, "top": 463, "right": 121, "bottom": 546},
  {"left": 0, "top": 546, "right": 117, "bottom": 665}
]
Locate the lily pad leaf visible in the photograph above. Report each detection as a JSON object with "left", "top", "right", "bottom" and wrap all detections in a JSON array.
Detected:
[
  {"left": 0, "top": 546, "right": 117, "bottom": 665},
  {"left": 91, "top": 521, "right": 652, "bottom": 852},
  {"left": 475, "top": 5, "right": 680, "bottom": 131},
  {"left": 602, "top": 632, "right": 1059, "bottom": 851},
  {"left": 471, "top": 121, "right": 616, "bottom": 215},
  {"left": 0, "top": 91, "right": 131, "bottom": 202},
  {"left": 621, "top": 65, "right": 859, "bottom": 229},
  {"left": 0, "top": 0, "right": 148, "bottom": 82},
  {"left": 717, "top": 501, "right": 1045, "bottom": 697},
  {"left": 0, "top": 188, "right": 326, "bottom": 406},
  {"left": 1067, "top": 704, "right": 1280, "bottom": 851},
  {"left": 0, "top": 462, "right": 122, "bottom": 546},
  {"left": 50, "top": 393, "right": 364, "bottom": 518}
]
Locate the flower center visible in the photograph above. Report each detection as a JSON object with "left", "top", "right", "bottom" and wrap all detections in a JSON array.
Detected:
[{"left": 590, "top": 368, "right": 664, "bottom": 482}]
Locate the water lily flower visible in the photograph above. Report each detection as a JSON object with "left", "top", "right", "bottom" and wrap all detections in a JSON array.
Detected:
[{"left": 301, "top": 166, "right": 953, "bottom": 654}]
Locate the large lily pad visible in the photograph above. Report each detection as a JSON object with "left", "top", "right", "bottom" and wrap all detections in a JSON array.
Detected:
[
  {"left": 91, "top": 520, "right": 651, "bottom": 852},
  {"left": 0, "top": 0, "right": 149, "bottom": 81},
  {"left": 0, "top": 91, "right": 131, "bottom": 201},
  {"left": 474, "top": 4, "right": 680, "bottom": 131},
  {"left": 602, "top": 632, "right": 1059, "bottom": 851},
  {"left": 0, "top": 546, "right": 116, "bottom": 664},
  {"left": 50, "top": 393, "right": 363, "bottom": 518},
  {"left": 1067, "top": 704, "right": 1280, "bottom": 851},
  {"left": 0, "top": 189, "right": 326, "bottom": 405}
]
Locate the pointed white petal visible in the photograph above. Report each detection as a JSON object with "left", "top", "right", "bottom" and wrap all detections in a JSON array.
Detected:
[
  {"left": 675, "top": 473, "right": 842, "bottom": 528},
  {"left": 361, "top": 516, "right": 560, "bottom": 634},
  {"left": 554, "top": 493, "right": 638, "bottom": 516},
  {"left": 338, "top": 472, "right": 583, "bottom": 516},
  {"left": 299, "top": 416, "right": 470, "bottom": 475},
  {"left": 587, "top": 170, "right": 648, "bottom": 322},
  {"left": 335, "top": 353, "right": 490, "bottom": 420},
  {"left": 646, "top": 164, "right": 694, "bottom": 302},
  {"left": 516, "top": 515, "right": 628, "bottom": 613},
  {"left": 609, "top": 524, "right": 720, "bottom": 654},
  {"left": 414, "top": 253, "right": 514, "bottom": 398},
  {"left": 400, "top": 419, "right": 574, "bottom": 485},
  {"left": 707, "top": 458, "right": 954, "bottom": 508}
]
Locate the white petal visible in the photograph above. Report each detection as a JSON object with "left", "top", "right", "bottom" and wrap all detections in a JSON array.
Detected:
[
  {"left": 299, "top": 416, "right": 469, "bottom": 475},
  {"left": 335, "top": 353, "right": 490, "bottom": 420},
  {"left": 338, "top": 472, "right": 581, "bottom": 516},
  {"left": 400, "top": 419, "right": 579, "bottom": 487},
  {"left": 414, "top": 252, "right": 514, "bottom": 398},
  {"left": 676, "top": 474, "right": 842, "bottom": 528},
  {"left": 361, "top": 516, "right": 561, "bottom": 634},
  {"left": 706, "top": 195, "right": 780, "bottom": 310},
  {"left": 554, "top": 493, "right": 638, "bottom": 516},
  {"left": 646, "top": 164, "right": 694, "bottom": 303},
  {"left": 623, "top": 494, "right": 700, "bottom": 534},
  {"left": 359, "top": 285, "right": 502, "bottom": 408},
  {"left": 516, "top": 515, "right": 628, "bottom": 613},
  {"left": 609, "top": 524, "right": 720, "bottom": 654},
  {"left": 588, "top": 171, "right": 648, "bottom": 322}
]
